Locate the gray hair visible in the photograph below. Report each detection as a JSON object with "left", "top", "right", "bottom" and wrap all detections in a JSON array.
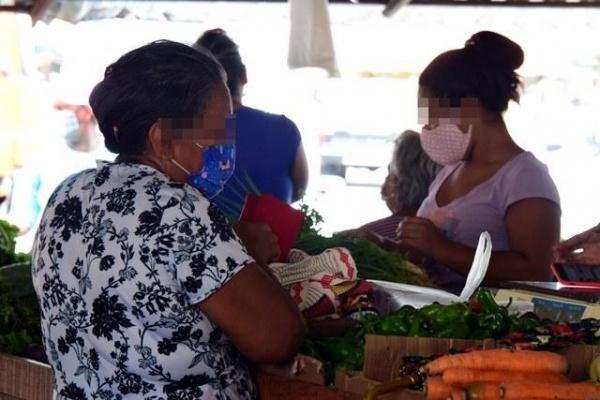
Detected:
[{"left": 390, "top": 130, "right": 441, "bottom": 210}]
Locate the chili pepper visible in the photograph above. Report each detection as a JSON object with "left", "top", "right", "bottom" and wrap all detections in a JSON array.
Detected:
[{"left": 476, "top": 288, "right": 501, "bottom": 314}]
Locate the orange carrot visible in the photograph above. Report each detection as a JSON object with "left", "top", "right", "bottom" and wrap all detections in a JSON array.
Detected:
[
  {"left": 424, "top": 349, "right": 568, "bottom": 375},
  {"left": 500, "top": 381, "right": 600, "bottom": 399},
  {"left": 426, "top": 376, "right": 459, "bottom": 400},
  {"left": 447, "top": 388, "right": 466, "bottom": 400},
  {"left": 442, "top": 367, "right": 569, "bottom": 387},
  {"left": 465, "top": 382, "right": 501, "bottom": 400}
]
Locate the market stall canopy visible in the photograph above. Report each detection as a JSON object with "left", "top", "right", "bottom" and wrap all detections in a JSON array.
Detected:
[{"left": 2, "top": 0, "right": 600, "bottom": 25}]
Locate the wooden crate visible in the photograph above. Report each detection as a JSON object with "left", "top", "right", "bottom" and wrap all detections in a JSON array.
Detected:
[
  {"left": 0, "top": 353, "right": 52, "bottom": 400},
  {"left": 256, "top": 372, "right": 361, "bottom": 400}
]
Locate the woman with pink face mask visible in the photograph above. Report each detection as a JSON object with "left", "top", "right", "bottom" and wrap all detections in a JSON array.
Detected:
[{"left": 395, "top": 31, "right": 561, "bottom": 292}]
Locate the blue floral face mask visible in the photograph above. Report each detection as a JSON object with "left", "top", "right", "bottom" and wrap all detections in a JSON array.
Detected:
[{"left": 172, "top": 143, "right": 236, "bottom": 199}]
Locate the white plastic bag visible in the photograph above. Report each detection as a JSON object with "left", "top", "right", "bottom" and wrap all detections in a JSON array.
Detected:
[{"left": 370, "top": 231, "right": 493, "bottom": 312}]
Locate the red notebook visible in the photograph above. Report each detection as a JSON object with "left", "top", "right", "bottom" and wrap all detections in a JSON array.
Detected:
[{"left": 240, "top": 194, "right": 304, "bottom": 262}]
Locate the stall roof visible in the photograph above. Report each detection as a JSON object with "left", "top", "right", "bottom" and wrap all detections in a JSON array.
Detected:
[{"left": 2, "top": 0, "right": 600, "bottom": 24}]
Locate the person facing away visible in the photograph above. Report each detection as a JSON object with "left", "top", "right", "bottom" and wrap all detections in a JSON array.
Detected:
[
  {"left": 393, "top": 31, "right": 561, "bottom": 292},
  {"left": 32, "top": 40, "right": 304, "bottom": 400},
  {"left": 342, "top": 130, "right": 440, "bottom": 242},
  {"left": 193, "top": 28, "right": 309, "bottom": 217}
]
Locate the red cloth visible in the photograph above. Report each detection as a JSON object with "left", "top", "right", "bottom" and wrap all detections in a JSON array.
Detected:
[{"left": 240, "top": 194, "right": 303, "bottom": 262}]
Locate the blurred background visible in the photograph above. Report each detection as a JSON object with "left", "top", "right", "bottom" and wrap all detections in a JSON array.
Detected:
[{"left": 0, "top": 0, "right": 599, "bottom": 251}]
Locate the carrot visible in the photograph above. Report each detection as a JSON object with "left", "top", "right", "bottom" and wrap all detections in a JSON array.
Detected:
[
  {"left": 424, "top": 349, "right": 569, "bottom": 375},
  {"left": 465, "top": 382, "right": 501, "bottom": 400},
  {"left": 426, "top": 376, "right": 459, "bottom": 400},
  {"left": 500, "top": 381, "right": 600, "bottom": 399},
  {"left": 447, "top": 388, "right": 466, "bottom": 400},
  {"left": 442, "top": 367, "right": 569, "bottom": 387}
]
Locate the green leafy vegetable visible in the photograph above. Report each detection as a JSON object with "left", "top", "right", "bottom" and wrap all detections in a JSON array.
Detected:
[
  {"left": 0, "top": 219, "right": 39, "bottom": 356},
  {"left": 0, "top": 262, "right": 41, "bottom": 356},
  {"left": 0, "top": 220, "right": 20, "bottom": 266},
  {"left": 295, "top": 204, "right": 430, "bottom": 286}
]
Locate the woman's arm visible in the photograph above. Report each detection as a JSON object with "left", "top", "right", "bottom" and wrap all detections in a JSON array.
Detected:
[
  {"left": 396, "top": 198, "right": 561, "bottom": 284},
  {"left": 290, "top": 143, "right": 309, "bottom": 202},
  {"left": 198, "top": 262, "right": 305, "bottom": 363}
]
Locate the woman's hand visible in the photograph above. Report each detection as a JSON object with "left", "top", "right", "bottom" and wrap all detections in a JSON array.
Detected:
[
  {"left": 233, "top": 221, "right": 280, "bottom": 266},
  {"left": 555, "top": 224, "right": 600, "bottom": 264},
  {"left": 395, "top": 216, "right": 447, "bottom": 259}
]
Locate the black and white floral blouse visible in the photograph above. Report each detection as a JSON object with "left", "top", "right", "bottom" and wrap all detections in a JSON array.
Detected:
[{"left": 32, "top": 161, "right": 255, "bottom": 400}]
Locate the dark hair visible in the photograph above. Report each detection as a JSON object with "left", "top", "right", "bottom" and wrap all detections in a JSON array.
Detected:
[
  {"left": 392, "top": 130, "right": 440, "bottom": 209},
  {"left": 89, "top": 40, "right": 224, "bottom": 155},
  {"left": 193, "top": 29, "right": 245, "bottom": 99},
  {"left": 419, "top": 31, "right": 524, "bottom": 114}
]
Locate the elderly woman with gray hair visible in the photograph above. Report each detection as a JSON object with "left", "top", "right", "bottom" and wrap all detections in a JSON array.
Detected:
[{"left": 343, "top": 130, "right": 440, "bottom": 243}]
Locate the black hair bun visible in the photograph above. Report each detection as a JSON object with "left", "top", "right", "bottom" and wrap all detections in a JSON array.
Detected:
[
  {"left": 465, "top": 31, "right": 524, "bottom": 71},
  {"left": 196, "top": 28, "right": 238, "bottom": 59}
]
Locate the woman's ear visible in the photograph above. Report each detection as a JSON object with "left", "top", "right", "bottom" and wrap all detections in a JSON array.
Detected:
[{"left": 148, "top": 120, "right": 173, "bottom": 160}]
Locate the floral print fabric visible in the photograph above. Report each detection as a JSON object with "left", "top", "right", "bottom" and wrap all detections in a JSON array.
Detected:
[{"left": 32, "top": 161, "right": 255, "bottom": 400}]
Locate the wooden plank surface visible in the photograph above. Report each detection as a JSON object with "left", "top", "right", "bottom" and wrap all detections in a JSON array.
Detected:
[
  {"left": 363, "top": 335, "right": 496, "bottom": 382},
  {"left": 256, "top": 372, "right": 362, "bottom": 400}
]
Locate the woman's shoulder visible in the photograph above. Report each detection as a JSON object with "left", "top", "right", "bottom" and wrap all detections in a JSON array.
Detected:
[
  {"left": 237, "top": 107, "right": 299, "bottom": 134},
  {"left": 237, "top": 106, "right": 287, "bottom": 121},
  {"left": 107, "top": 162, "right": 212, "bottom": 207},
  {"left": 500, "top": 151, "right": 553, "bottom": 181},
  {"left": 497, "top": 151, "right": 560, "bottom": 206}
]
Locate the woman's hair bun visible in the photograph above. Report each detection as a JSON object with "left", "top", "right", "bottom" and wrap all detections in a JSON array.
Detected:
[{"left": 464, "top": 31, "right": 524, "bottom": 71}]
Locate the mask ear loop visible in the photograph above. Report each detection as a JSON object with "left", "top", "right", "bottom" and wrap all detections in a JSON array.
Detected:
[
  {"left": 170, "top": 158, "right": 190, "bottom": 174},
  {"left": 171, "top": 142, "right": 207, "bottom": 174}
]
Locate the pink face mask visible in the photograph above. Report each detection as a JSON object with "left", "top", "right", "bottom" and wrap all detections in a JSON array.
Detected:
[{"left": 420, "top": 123, "right": 472, "bottom": 165}]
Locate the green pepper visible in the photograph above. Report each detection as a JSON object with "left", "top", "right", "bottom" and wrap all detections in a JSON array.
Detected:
[
  {"left": 476, "top": 312, "right": 508, "bottom": 337},
  {"left": 433, "top": 303, "right": 471, "bottom": 326},
  {"left": 477, "top": 288, "right": 501, "bottom": 314},
  {"left": 408, "top": 313, "right": 431, "bottom": 337},
  {"left": 317, "top": 333, "right": 364, "bottom": 368},
  {"left": 419, "top": 303, "right": 444, "bottom": 318},
  {"left": 376, "top": 314, "right": 410, "bottom": 336},
  {"left": 509, "top": 313, "right": 540, "bottom": 333}
]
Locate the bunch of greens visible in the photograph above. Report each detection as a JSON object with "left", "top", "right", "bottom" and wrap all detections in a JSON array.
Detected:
[
  {"left": 0, "top": 263, "right": 42, "bottom": 355},
  {"left": 0, "top": 219, "right": 40, "bottom": 356},
  {"left": 295, "top": 204, "right": 431, "bottom": 286},
  {"left": 0, "top": 220, "right": 30, "bottom": 266}
]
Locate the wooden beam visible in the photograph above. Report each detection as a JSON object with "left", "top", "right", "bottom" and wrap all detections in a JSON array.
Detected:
[{"left": 0, "top": 5, "right": 32, "bottom": 13}]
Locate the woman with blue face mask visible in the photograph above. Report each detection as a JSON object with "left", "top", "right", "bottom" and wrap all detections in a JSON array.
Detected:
[
  {"left": 394, "top": 31, "right": 561, "bottom": 292},
  {"left": 31, "top": 40, "right": 304, "bottom": 400},
  {"left": 193, "top": 29, "right": 309, "bottom": 217}
]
